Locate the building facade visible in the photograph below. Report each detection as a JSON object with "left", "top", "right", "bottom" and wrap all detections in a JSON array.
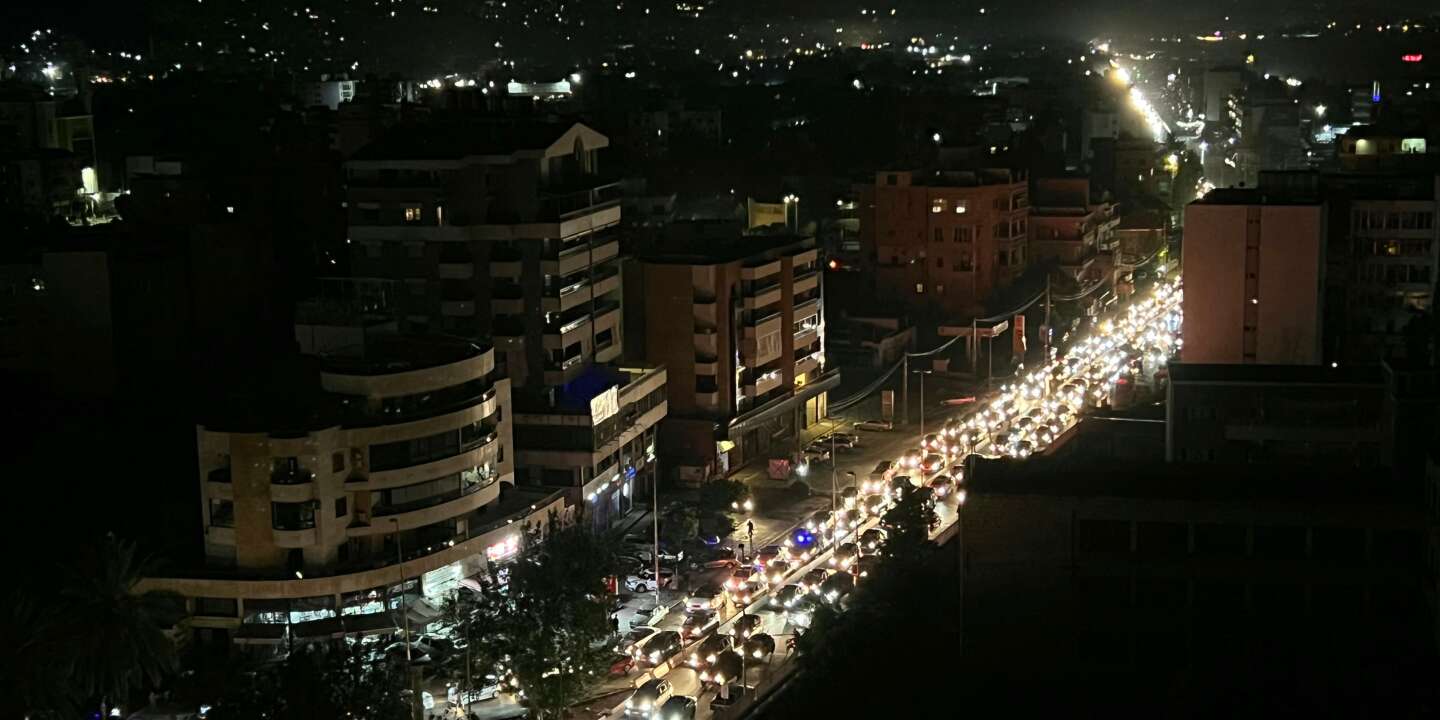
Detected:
[
  {"left": 634, "top": 235, "right": 839, "bottom": 481},
  {"left": 858, "top": 168, "right": 1029, "bottom": 319},
  {"left": 1028, "top": 177, "right": 1118, "bottom": 287},
  {"left": 1181, "top": 189, "right": 1326, "bottom": 364}
]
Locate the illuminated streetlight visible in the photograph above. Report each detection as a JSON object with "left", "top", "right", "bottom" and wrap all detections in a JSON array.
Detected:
[{"left": 1314, "top": 104, "right": 1327, "bottom": 118}]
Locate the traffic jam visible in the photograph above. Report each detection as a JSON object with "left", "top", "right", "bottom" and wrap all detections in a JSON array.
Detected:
[{"left": 620, "top": 279, "right": 1183, "bottom": 718}]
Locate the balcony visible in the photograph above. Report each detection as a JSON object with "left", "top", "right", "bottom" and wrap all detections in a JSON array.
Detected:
[
  {"left": 741, "top": 259, "right": 781, "bottom": 280},
  {"left": 745, "top": 370, "right": 785, "bottom": 398},
  {"left": 744, "top": 282, "right": 783, "bottom": 310},
  {"left": 372, "top": 473, "right": 498, "bottom": 518},
  {"left": 695, "top": 354, "right": 718, "bottom": 374},
  {"left": 695, "top": 327, "right": 718, "bottom": 353},
  {"left": 694, "top": 299, "right": 717, "bottom": 325},
  {"left": 793, "top": 297, "right": 821, "bottom": 321},
  {"left": 794, "top": 325, "right": 819, "bottom": 347},
  {"left": 208, "top": 467, "right": 232, "bottom": 484},
  {"left": 792, "top": 270, "right": 819, "bottom": 295},
  {"left": 591, "top": 268, "right": 621, "bottom": 298},
  {"left": 744, "top": 310, "right": 783, "bottom": 339},
  {"left": 271, "top": 468, "right": 315, "bottom": 486},
  {"left": 441, "top": 300, "right": 476, "bottom": 317},
  {"left": 438, "top": 262, "right": 474, "bottom": 280},
  {"left": 794, "top": 351, "right": 821, "bottom": 377},
  {"left": 538, "top": 180, "right": 623, "bottom": 221},
  {"left": 696, "top": 390, "right": 721, "bottom": 407}
]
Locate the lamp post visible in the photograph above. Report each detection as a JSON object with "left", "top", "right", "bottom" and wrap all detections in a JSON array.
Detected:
[
  {"left": 652, "top": 467, "right": 661, "bottom": 608},
  {"left": 911, "top": 369, "right": 933, "bottom": 440},
  {"left": 389, "top": 517, "right": 419, "bottom": 720}
]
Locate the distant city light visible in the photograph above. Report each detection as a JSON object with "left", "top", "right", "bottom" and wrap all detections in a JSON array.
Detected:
[{"left": 1402, "top": 54, "right": 1423, "bottom": 63}]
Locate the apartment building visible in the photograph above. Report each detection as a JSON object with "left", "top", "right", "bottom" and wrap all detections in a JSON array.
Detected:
[
  {"left": 858, "top": 168, "right": 1029, "bottom": 319},
  {"left": 143, "top": 329, "right": 568, "bottom": 646},
  {"left": 1027, "top": 177, "right": 1118, "bottom": 286},
  {"left": 1181, "top": 188, "right": 1326, "bottom": 365},
  {"left": 342, "top": 119, "right": 665, "bottom": 526},
  {"left": 344, "top": 120, "right": 624, "bottom": 388},
  {"left": 633, "top": 234, "right": 838, "bottom": 481}
]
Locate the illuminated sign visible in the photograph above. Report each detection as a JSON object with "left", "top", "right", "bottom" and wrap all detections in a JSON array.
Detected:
[
  {"left": 1402, "top": 54, "right": 1424, "bottom": 63},
  {"left": 590, "top": 386, "right": 619, "bottom": 424},
  {"left": 486, "top": 535, "right": 520, "bottom": 562}
]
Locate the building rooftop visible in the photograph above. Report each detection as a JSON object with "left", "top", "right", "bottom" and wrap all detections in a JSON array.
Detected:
[
  {"left": 641, "top": 233, "right": 815, "bottom": 265},
  {"left": 1193, "top": 187, "right": 1323, "bottom": 206},
  {"left": 1168, "top": 362, "right": 1383, "bottom": 386},
  {"left": 968, "top": 456, "right": 1408, "bottom": 504},
  {"left": 317, "top": 334, "right": 490, "bottom": 376},
  {"left": 350, "top": 120, "right": 585, "bottom": 161}
]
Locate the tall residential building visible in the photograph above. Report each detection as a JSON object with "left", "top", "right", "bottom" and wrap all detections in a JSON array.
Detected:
[
  {"left": 1181, "top": 189, "right": 1326, "bottom": 365},
  {"left": 142, "top": 326, "right": 568, "bottom": 647},
  {"left": 631, "top": 234, "right": 838, "bottom": 481},
  {"left": 342, "top": 119, "right": 664, "bottom": 526},
  {"left": 857, "top": 168, "right": 1029, "bottom": 319},
  {"left": 1027, "top": 177, "right": 1118, "bottom": 287}
]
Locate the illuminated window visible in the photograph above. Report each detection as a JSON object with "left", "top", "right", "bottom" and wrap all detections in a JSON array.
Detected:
[
  {"left": 403, "top": 206, "right": 423, "bottom": 223},
  {"left": 954, "top": 200, "right": 968, "bottom": 214},
  {"left": 931, "top": 199, "right": 947, "bottom": 214},
  {"left": 1401, "top": 138, "right": 1427, "bottom": 154},
  {"left": 915, "top": 283, "right": 925, "bottom": 294}
]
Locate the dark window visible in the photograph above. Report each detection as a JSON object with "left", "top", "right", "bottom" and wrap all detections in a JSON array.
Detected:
[
  {"left": 332, "top": 452, "right": 345, "bottom": 473},
  {"left": 1134, "top": 576, "right": 1187, "bottom": 610},
  {"left": 335, "top": 497, "right": 348, "bottom": 519},
  {"left": 209, "top": 499, "right": 234, "bottom": 528},
  {"left": 1253, "top": 525, "right": 1306, "bottom": 558},
  {"left": 1136, "top": 522, "right": 1187, "bottom": 557},
  {"left": 1077, "top": 519, "right": 1130, "bottom": 553},
  {"left": 272, "top": 501, "right": 318, "bottom": 531},
  {"left": 1193, "top": 523, "right": 1246, "bottom": 556},
  {"left": 1311, "top": 526, "right": 1365, "bottom": 565}
]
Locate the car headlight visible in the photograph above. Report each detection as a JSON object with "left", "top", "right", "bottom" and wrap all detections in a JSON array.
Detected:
[{"left": 626, "top": 700, "right": 634, "bottom": 708}]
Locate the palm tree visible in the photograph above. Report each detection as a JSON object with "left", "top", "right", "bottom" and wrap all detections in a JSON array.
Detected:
[{"left": 56, "top": 533, "right": 183, "bottom": 717}]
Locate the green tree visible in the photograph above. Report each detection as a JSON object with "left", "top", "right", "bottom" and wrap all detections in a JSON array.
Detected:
[
  {"left": 697, "top": 478, "right": 750, "bottom": 513},
  {"left": 207, "top": 644, "right": 410, "bottom": 720},
  {"left": 659, "top": 505, "right": 700, "bottom": 549},
  {"left": 879, "top": 486, "right": 936, "bottom": 563},
  {"left": 448, "top": 520, "right": 621, "bottom": 719},
  {"left": 57, "top": 534, "right": 184, "bottom": 718}
]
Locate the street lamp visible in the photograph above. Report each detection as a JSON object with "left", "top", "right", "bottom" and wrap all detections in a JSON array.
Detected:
[
  {"left": 1314, "top": 104, "right": 1327, "bottom": 118},
  {"left": 911, "top": 369, "right": 933, "bottom": 439}
]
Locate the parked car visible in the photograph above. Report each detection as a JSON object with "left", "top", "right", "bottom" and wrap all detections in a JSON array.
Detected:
[
  {"left": 607, "top": 652, "right": 636, "bottom": 676},
  {"left": 690, "top": 546, "right": 740, "bottom": 571},
  {"left": 624, "top": 678, "right": 673, "bottom": 717},
  {"left": 854, "top": 419, "right": 894, "bottom": 431},
  {"left": 684, "top": 583, "right": 726, "bottom": 612},
  {"left": 623, "top": 568, "right": 673, "bottom": 594},
  {"left": 803, "top": 442, "right": 832, "bottom": 461}
]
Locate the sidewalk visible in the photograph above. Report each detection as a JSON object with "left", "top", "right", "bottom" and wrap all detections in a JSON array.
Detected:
[{"left": 728, "top": 416, "right": 853, "bottom": 490}]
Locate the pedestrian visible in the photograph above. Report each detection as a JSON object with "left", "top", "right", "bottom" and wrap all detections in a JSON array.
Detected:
[{"left": 611, "top": 614, "right": 620, "bottom": 636}]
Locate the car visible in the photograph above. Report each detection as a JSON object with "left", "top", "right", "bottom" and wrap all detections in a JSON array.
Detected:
[
  {"left": 831, "top": 542, "right": 859, "bottom": 570},
  {"left": 920, "top": 453, "right": 946, "bottom": 475},
  {"left": 804, "top": 510, "right": 832, "bottom": 533},
  {"left": 684, "top": 583, "right": 726, "bottom": 612},
  {"left": 867, "top": 461, "right": 894, "bottom": 493},
  {"left": 861, "top": 493, "right": 888, "bottom": 517},
  {"left": 900, "top": 449, "right": 922, "bottom": 470},
  {"left": 753, "top": 545, "right": 783, "bottom": 569},
  {"left": 922, "top": 433, "right": 942, "bottom": 453},
  {"left": 853, "top": 419, "right": 893, "bottom": 432},
  {"left": 851, "top": 555, "right": 880, "bottom": 579},
  {"left": 699, "top": 650, "right": 744, "bottom": 685},
  {"left": 624, "top": 678, "right": 673, "bottom": 717},
  {"left": 681, "top": 610, "right": 720, "bottom": 640},
  {"left": 731, "top": 613, "right": 763, "bottom": 641},
  {"left": 826, "top": 431, "right": 860, "bottom": 448},
  {"left": 859, "top": 528, "right": 887, "bottom": 552},
  {"left": 819, "top": 572, "right": 856, "bottom": 603},
  {"left": 803, "top": 442, "right": 832, "bottom": 461},
  {"left": 615, "top": 626, "right": 659, "bottom": 656},
  {"left": 624, "top": 568, "right": 673, "bottom": 594},
  {"left": 801, "top": 568, "right": 831, "bottom": 594},
  {"left": 763, "top": 559, "right": 792, "bottom": 586},
  {"left": 888, "top": 475, "right": 915, "bottom": 499},
  {"left": 691, "top": 546, "right": 740, "bottom": 570},
  {"left": 786, "top": 594, "right": 822, "bottom": 629},
  {"left": 636, "top": 631, "right": 683, "bottom": 666},
  {"left": 928, "top": 474, "right": 955, "bottom": 498},
  {"left": 743, "top": 633, "right": 777, "bottom": 662},
  {"left": 686, "top": 633, "right": 733, "bottom": 669},
  {"left": 655, "top": 696, "right": 698, "bottom": 720},
  {"left": 840, "top": 486, "right": 859, "bottom": 509},
  {"left": 724, "top": 567, "right": 756, "bottom": 593},
  {"left": 607, "top": 652, "right": 636, "bottom": 676},
  {"left": 770, "top": 583, "right": 804, "bottom": 610}
]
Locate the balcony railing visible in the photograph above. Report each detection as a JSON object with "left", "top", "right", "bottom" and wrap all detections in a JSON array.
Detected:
[
  {"left": 538, "top": 181, "right": 624, "bottom": 220},
  {"left": 271, "top": 468, "right": 315, "bottom": 486},
  {"left": 372, "top": 473, "right": 497, "bottom": 518}
]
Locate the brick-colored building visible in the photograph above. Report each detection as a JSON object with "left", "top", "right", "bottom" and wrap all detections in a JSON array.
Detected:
[
  {"left": 857, "top": 168, "right": 1029, "bottom": 320},
  {"left": 631, "top": 234, "right": 838, "bottom": 481},
  {"left": 1181, "top": 189, "right": 1326, "bottom": 365}
]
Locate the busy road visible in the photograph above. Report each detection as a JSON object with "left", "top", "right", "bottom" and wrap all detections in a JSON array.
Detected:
[{"left": 601, "top": 276, "right": 1184, "bottom": 720}]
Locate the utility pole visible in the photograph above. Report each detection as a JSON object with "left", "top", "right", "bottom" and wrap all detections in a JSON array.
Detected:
[
  {"left": 912, "top": 369, "right": 933, "bottom": 439},
  {"left": 1043, "top": 274, "right": 1053, "bottom": 361},
  {"left": 830, "top": 431, "right": 837, "bottom": 523},
  {"left": 901, "top": 353, "right": 909, "bottom": 426},
  {"left": 652, "top": 467, "right": 661, "bottom": 608},
  {"left": 389, "top": 517, "right": 419, "bottom": 720}
]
